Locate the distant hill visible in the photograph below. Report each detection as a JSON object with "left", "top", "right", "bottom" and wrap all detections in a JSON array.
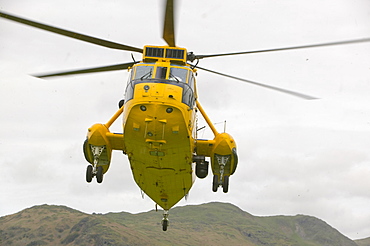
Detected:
[
  {"left": 0, "top": 202, "right": 364, "bottom": 246},
  {"left": 356, "top": 237, "right": 370, "bottom": 246}
]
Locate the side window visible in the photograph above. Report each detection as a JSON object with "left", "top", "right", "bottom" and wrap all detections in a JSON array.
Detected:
[
  {"left": 188, "top": 72, "right": 195, "bottom": 92},
  {"left": 125, "top": 65, "right": 154, "bottom": 102},
  {"left": 124, "top": 80, "right": 134, "bottom": 102},
  {"left": 181, "top": 71, "right": 195, "bottom": 108},
  {"left": 124, "top": 70, "right": 132, "bottom": 102}
]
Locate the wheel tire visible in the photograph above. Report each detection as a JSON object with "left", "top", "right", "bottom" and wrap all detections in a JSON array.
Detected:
[
  {"left": 96, "top": 166, "right": 103, "bottom": 183},
  {"left": 212, "top": 175, "right": 219, "bottom": 192},
  {"left": 162, "top": 219, "right": 168, "bottom": 231},
  {"left": 86, "top": 165, "right": 93, "bottom": 183},
  {"left": 223, "top": 175, "right": 229, "bottom": 193}
]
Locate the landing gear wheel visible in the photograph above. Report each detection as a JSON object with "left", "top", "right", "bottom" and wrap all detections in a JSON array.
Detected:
[
  {"left": 86, "top": 165, "right": 93, "bottom": 183},
  {"left": 161, "top": 210, "right": 169, "bottom": 231},
  {"left": 223, "top": 175, "right": 229, "bottom": 193},
  {"left": 162, "top": 219, "right": 168, "bottom": 231},
  {"left": 96, "top": 166, "right": 103, "bottom": 183},
  {"left": 212, "top": 175, "right": 219, "bottom": 192}
]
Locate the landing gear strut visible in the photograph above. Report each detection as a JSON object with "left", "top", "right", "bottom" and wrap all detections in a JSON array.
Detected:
[
  {"left": 161, "top": 210, "right": 169, "bottom": 231},
  {"left": 212, "top": 154, "right": 230, "bottom": 193},
  {"left": 86, "top": 145, "right": 105, "bottom": 183}
]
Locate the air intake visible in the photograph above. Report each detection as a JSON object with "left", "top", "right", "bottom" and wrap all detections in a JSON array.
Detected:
[
  {"left": 166, "top": 49, "right": 185, "bottom": 59},
  {"left": 143, "top": 45, "right": 187, "bottom": 64},
  {"left": 145, "top": 47, "right": 165, "bottom": 58}
]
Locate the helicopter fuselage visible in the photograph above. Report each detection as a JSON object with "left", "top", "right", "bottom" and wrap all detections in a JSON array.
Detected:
[{"left": 122, "top": 61, "right": 197, "bottom": 210}]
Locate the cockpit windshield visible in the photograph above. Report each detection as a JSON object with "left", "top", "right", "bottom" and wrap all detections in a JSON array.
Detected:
[
  {"left": 126, "top": 64, "right": 195, "bottom": 108},
  {"left": 133, "top": 65, "right": 190, "bottom": 82},
  {"left": 169, "top": 67, "right": 188, "bottom": 82},
  {"left": 133, "top": 65, "right": 154, "bottom": 80}
]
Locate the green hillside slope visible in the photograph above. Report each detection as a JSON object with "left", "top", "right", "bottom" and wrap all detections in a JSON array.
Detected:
[
  {"left": 355, "top": 237, "right": 370, "bottom": 246},
  {"left": 0, "top": 202, "right": 359, "bottom": 246}
]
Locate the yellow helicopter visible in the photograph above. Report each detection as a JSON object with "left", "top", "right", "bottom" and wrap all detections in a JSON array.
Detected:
[{"left": 1, "top": 0, "right": 369, "bottom": 231}]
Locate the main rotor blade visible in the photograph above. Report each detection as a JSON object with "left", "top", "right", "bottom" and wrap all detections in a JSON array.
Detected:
[
  {"left": 196, "top": 66, "right": 318, "bottom": 100},
  {"left": 195, "top": 38, "right": 370, "bottom": 60},
  {"left": 34, "top": 62, "right": 136, "bottom": 78},
  {"left": 0, "top": 11, "right": 143, "bottom": 53},
  {"left": 163, "top": 0, "right": 176, "bottom": 47}
]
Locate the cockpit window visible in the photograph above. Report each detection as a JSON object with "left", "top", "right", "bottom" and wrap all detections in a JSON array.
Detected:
[
  {"left": 133, "top": 65, "right": 154, "bottom": 80},
  {"left": 169, "top": 67, "right": 188, "bottom": 82},
  {"left": 125, "top": 65, "right": 195, "bottom": 108}
]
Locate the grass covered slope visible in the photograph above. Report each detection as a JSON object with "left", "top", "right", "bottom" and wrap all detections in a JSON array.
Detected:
[
  {"left": 355, "top": 237, "right": 370, "bottom": 246},
  {"left": 0, "top": 202, "right": 358, "bottom": 246}
]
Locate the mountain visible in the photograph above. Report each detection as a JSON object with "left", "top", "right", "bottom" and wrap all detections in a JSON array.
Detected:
[
  {"left": 355, "top": 237, "right": 370, "bottom": 246},
  {"left": 0, "top": 202, "right": 361, "bottom": 246}
]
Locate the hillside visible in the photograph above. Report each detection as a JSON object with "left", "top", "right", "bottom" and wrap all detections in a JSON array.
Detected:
[
  {"left": 0, "top": 202, "right": 360, "bottom": 246},
  {"left": 355, "top": 237, "right": 370, "bottom": 246}
]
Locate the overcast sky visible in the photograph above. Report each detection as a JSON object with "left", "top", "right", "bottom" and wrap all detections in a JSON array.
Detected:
[{"left": 1, "top": 0, "right": 370, "bottom": 240}]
